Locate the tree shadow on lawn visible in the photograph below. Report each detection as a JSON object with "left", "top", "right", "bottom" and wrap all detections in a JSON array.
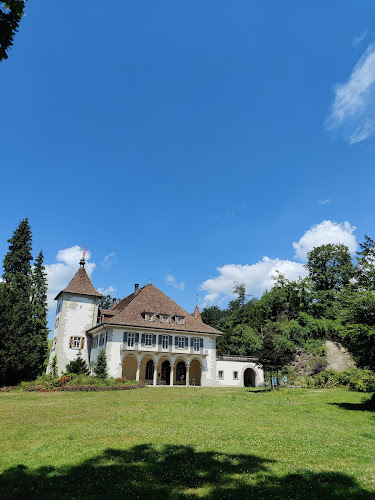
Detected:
[
  {"left": 0, "top": 444, "right": 372, "bottom": 499},
  {"left": 330, "top": 395, "right": 375, "bottom": 413}
]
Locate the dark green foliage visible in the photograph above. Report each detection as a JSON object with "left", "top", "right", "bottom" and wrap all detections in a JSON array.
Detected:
[
  {"left": 356, "top": 235, "right": 375, "bottom": 290},
  {"left": 31, "top": 250, "right": 49, "bottom": 375},
  {"left": 50, "top": 355, "right": 58, "bottom": 378},
  {"left": 257, "top": 322, "right": 296, "bottom": 372},
  {"left": 93, "top": 349, "right": 108, "bottom": 379},
  {"left": 65, "top": 351, "right": 89, "bottom": 376},
  {"left": 99, "top": 294, "right": 113, "bottom": 309},
  {"left": 310, "top": 368, "right": 375, "bottom": 392},
  {"left": 0, "top": 1, "right": 26, "bottom": 61}
]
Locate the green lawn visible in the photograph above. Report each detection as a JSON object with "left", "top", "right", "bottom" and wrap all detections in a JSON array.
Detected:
[{"left": 0, "top": 387, "right": 374, "bottom": 499}]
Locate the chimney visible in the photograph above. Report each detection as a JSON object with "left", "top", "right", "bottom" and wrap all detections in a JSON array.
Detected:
[
  {"left": 112, "top": 298, "right": 117, "bottom": 309},
  {"left": 134, "top": 284, "right": 139, "bottom": 295}
]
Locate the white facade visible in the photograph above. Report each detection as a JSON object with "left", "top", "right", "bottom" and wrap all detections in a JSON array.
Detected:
[{"left": 216, "top": 358, "right": 264, "bottom": 387}]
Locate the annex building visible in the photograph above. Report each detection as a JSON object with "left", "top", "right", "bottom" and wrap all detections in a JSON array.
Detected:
[{"left": 48, "top": 257, "right": 264, "bottom": 387}]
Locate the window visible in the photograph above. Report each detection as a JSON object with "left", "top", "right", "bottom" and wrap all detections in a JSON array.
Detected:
[
  {"left": 176, "top": 316, "right": 185, "bottom": 325},
  {"left": 73, "top": 336, "right": 81, "bottom": 349},
  {"left": 178, "top": 336, "right": 185, "bottom": 348},
  {"left": 56, "top": 300, "right": 62, "bottom": 315},
  {"left": 193, "top": 338, "right": 200, "bottom": 352},
  {"left": 54, "top": 317, "right": 59, "bottom": 330},
  {"left": 52, "top": 337, "right": 57, "bottom": 349},
  {"left": 99, "top": 333, "right": 105, "bottom": 346},
  {"left": 233, "top": 371, "right": 238, "bottom": 380},
  {"left": 92, "top": 336, "right": 98, "bottom": 348},
  {"left": 162, "top": 314, "right": 169, "bottom": 323},
  {"left": 162, "top": 335, "right": 169, "bottom": 349},
  {"left": 145, "top": 334, "right": 152, "bottom": 346},
  {"left": 218, "top": 370, "right": 224, "bottom": 379},
  {"left": 128, "top": 333, "right": 135, "bottom": 347},
  {"left": 145, "top": 312, "right": 154, "bottom": 321}
]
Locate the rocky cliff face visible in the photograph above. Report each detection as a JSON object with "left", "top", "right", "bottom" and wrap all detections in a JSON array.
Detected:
[{"left": 325, "top": 341, "right": 355, "bottom": 371}]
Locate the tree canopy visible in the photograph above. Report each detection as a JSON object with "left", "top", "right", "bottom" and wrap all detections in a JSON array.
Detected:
[{"left": 0, "top": 1, "right": 27, "bottom": 61}]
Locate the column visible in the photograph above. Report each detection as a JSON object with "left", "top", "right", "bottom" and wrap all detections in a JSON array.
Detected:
[
  {"left": 136, "top": 363, "right": 141, "bottom": 382},
  {"left": 186, "top": 363, "right": 190, "bottom": 386},
  {"left": 170, "top": 363, "right": 174, "bottom": 386},
  {"left": 153, "top": 363, "right": 158, "bottom": 386}
]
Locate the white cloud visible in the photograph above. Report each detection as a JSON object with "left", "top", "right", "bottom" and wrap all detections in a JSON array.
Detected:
[
  {"left": 200, "top": 219, "right": 359, "bottom": 307},
  {"left": 326, "top": 43, "right": 375, "bottom": 144},
  {"left": 166, "top": 274, "right": 185, "bottom": 291},
  {"left": 200, "top": 258, "right": 307, "bottom": 307},
  {"left": 45, "top": 245, "right": 95, "bottom": 311},
  {"left": 353, "top": 30, "right": 367, "bottom": 47},
  {"left": 293, "top": 220, "right": 357, "bottom": 261},
  {"left": 101, "top": 252, "right": 117, "bottom": 270},
  {"left": 98, "top": 285, "right": 117, "bottom": 296},
  {"left": 318, "top": 198, "right": 332, "bottom": 205}
]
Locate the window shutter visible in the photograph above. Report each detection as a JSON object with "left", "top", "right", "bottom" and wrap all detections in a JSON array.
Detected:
[
  {"left": 141, "top": 334, "right": 145, "bottom": 344},
  {"left": 152, "top": 334, "right": 156, "bottom": 345},
  {"left": 200, "top": 338, "right": 203, "bottom": 348},
  {"left": 135, "top": 332, "right": 139, "bottom": 343},
  {"left": 69, "top": 336, "right": 73, "bottom": 348},
  {"left": 81, "top": 337, "right": 85, "bottom": 349},
  {"left": 159, "top": 335, "right": 162, "bottom": 345},
  {"left": 190, "top": 338, "right": 194, "bottom": 347},
  {"left": 175, "top": 336, "right": 178, "bottom": 346},
  {"left": 169, "top": 336, "right": 172, "bottom": 345},
  {"left": 185, "top": 337, "right": 188, "bottom": 347},
  {"left": 123, "top": 332, "right": 128, "bottom": 343}
]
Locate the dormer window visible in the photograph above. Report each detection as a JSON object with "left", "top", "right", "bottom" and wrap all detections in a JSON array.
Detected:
[
  {"left": 176, "top": 316, "right": 185, "bottom": 325},
  {"left": 162, "top": 314, "right": 169, "bottom": 323},
  {"left": 145, "top": 312, "right": 154, "bottom": 322}
]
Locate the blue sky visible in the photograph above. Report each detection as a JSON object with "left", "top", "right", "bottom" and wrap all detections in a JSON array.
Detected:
[{"left": 1, "top": 1, "right": 375, "bottom": 328}]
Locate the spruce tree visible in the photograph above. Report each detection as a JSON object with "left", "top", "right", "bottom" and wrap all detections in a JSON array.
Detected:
[
  {"left": 93, "top": 349, "right": 107, "bottom": 379},
  {"left": 31, "top": 250, "right": 49, "bottom": 377},
  {"left": 66, "top": 351, "right": 89, "bottom": 375},
  {"left": 0, "top": 218, "right": 34, "bottom": 386}
]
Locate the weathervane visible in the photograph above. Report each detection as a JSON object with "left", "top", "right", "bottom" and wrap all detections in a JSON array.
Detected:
[{"left": 80, "top": 244, "right": 86, "bottom": 268}]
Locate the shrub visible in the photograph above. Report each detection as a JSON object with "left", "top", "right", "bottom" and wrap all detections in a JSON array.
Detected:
[
  {"left": 309, "top": 368, "right": 375, "bottom": 392},
  {"left": 93, "top": 349, "right": 107, "bottom": 380},
  {"left": 66, "top": 351, "right": 89, "bottom": 375}
]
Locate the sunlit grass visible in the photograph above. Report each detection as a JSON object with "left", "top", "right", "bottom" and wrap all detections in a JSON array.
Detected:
[{"left": 0, "top": 388, "right": 374, "bottom": 498}]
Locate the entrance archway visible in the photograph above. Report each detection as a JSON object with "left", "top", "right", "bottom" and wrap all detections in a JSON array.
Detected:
[
  {"left": 189, "top": 359, "right": 201, "bottom": 386},
  {"left": 160, "top": 360, "right": 170, "bottom": 385},
  {"left": 244, "top": 368, "right": 256, "bottom": 387},
  {"left": 176, "top": 361, "right": 186, "bottom": 385},
  {"left": 145, "top": 360, "right": 154, "bottom": 382},
  {"left": 122, "top": 355, "right": 137, "bottom": 380}
]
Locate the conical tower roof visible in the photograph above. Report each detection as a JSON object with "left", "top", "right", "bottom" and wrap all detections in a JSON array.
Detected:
[
  {"left": 193, "top": 304, "right": 203, "bottom": 322},
  {"left": 55, "top": 267, "right": 102, "bottom": 300}
]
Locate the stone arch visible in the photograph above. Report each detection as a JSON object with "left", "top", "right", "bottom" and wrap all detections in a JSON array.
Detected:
[
  {"left": 139, "top": 354, "right": 157, "bottom": 382},
  {"left": 244, "top": 367, "right": 256, "bottom": 387},
  {"left": 122, "top": 354, "right": 138, "bottom": 381},
  {"left": 157, "top": 355, "right": 173, "bottom": 385},
  {"left": 189, "top": 358, "right": 202, "bottom": 386},
  {"left": 174, "top": 357, "right": 187, "bottom": 385}
]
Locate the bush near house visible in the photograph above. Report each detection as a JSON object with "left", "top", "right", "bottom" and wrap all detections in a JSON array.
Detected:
[
  {"left": 1, "top": 374, "right": 146, "bottom": 392},
  {"left": 306, "top": 368, "right": 375, "bottom": 392}
]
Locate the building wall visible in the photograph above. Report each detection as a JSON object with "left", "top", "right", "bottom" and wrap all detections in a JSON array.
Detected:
[
  {"left": 215, "top": 360, "right": 264, "bottom": 387},
  {"left": 89, "top": 326, "right": 218, "bottom": 384},
  {"left": 47, "top": 294, "right": 99, "bottom": 375}
]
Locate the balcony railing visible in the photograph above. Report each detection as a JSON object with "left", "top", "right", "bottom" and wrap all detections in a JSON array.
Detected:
[{"left": 120, "top": 343, "right": 208, "bottom": 356}]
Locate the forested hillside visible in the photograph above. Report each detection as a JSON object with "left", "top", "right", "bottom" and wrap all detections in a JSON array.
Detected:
[{"left": 202, "top": 238, "right": 375, "bottom": 375}]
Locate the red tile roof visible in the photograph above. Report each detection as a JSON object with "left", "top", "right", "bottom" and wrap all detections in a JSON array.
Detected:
[
  {"left": 55, "top": 268, "right": 102, "bottom": 300},
  {"left": 91, "top": 283, "right": 223, "bottom": 335},
  {"left": 193, "top": 304, "right": 203, "bottom": 322}
]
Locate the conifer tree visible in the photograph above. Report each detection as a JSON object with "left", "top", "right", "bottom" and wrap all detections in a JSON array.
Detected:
[
  {"left": 66, "top": 351, "right": 89, "bottom": 375},
  {"left": 93, "top": 349, "right": 107, "bottom": 379},
  {"left": 0, "top": 218, "right": 34, "bottom": 386},
  {"left": 50, "top": 354, "right": 58, "bottom": 378},
  {"left": 31, "top": 250, "right": 49, "bottom": 377}
]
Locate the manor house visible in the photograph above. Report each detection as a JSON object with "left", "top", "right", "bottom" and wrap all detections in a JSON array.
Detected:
[{"left": 48, "top": 257, "right": 263, "bottom": 387}]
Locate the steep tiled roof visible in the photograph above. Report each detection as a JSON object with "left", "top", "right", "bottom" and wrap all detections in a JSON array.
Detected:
[
  {"left": 193, "top": 304, "right": 203, "bottom": 322},
  {"left": 91, "top": 283, "right": 223, "bottom": 335},
  {"left": 55, "top": 268, "right": 102, "bottom": 300}
]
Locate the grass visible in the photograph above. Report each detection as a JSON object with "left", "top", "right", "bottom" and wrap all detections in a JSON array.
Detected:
[{"left": 0, "top": 387, "right": 374, "bottom": 499}]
